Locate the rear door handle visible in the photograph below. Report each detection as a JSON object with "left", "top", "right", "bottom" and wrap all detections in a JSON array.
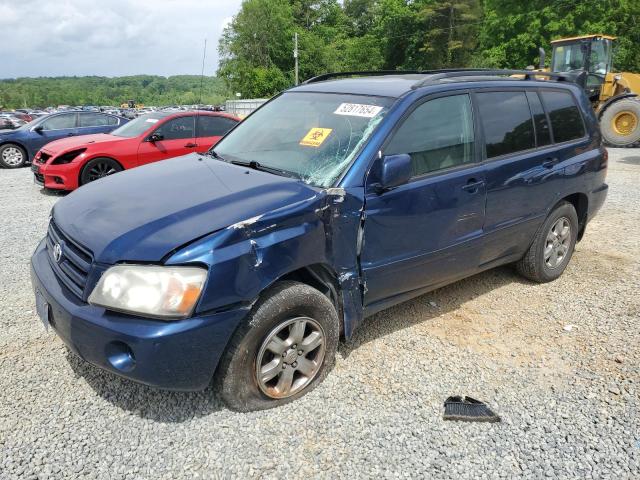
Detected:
[
  {"left": 184, "top": 142, "right": 198, "bottom": 148},
  {"left": 542, "top": 157, "right": 560, "bottom": 169},
  {"left": 462, "top": 178, "right": 485, "bottom": 193},
  {"left": 67, "top": 133, "right": 75, "bottom": 137}
]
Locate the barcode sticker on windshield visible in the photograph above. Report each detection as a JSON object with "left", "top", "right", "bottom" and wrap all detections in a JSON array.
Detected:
[
  {"left": 334, "top": 103, "right": 383, "bottom": 118},
  {"left": 146, "top": 118, "right": 159, "bottom": 123}
]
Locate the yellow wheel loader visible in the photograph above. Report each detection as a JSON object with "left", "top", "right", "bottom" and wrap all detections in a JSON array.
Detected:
[{"left": 542, "top": 35, "right": 640, "bottom": 146}]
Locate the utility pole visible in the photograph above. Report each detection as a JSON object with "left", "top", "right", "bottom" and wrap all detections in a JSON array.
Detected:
[{"left": 294, "top": 32, "right": 299, "bottom": 86}]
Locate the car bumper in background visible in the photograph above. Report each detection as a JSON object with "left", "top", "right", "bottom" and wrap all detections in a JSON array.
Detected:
[{"left": 30, "top": 240, "right": 248, "bottom": 391}]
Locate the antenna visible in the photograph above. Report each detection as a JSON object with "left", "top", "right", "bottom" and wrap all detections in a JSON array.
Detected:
[{"left": 194, "top": 38, "right": 207, "bottom": 148}]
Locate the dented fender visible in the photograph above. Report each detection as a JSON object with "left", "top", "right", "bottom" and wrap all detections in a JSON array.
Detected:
[{"left": 166, "top": 187, "right": 367, "bottom": 338}]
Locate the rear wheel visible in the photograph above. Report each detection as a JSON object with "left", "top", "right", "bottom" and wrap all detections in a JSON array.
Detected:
[
  {"left": 516, "top": 201, "right": 578, "bottom": 283},
  {"left": 217, "top": 281, "right": 339, "bottom": 411},
  {"left": 600, "top": 98, "right": 640, "bottom": 146},
  {"left": 80, "top": 158, "right": 123, "bottom": 185},
  {"left": 0, "top": 144, "right": 27, "bottom": 168}
]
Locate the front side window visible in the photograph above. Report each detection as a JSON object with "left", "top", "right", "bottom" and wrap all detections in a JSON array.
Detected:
[
  {"left": 213, "top": 92, "right": 393, "bottom": 187},
  {"left": 41, "top": 114, "right": 76, "bottom": 131},
  {"left": 476, "top": 91, "right": 535, "bottom": 158},
  {"left": 540, "top": 90, "right": 585, "bottom": 143},
  {"left": 197, "top": 116, "right": 238, "bottom": 137},
  {"left": 552, "top": 43, "right": 586, "bottom": 72},
  {"left": 385, "top": 94, "right": 475, "bottom": 176},
  {"left": 154, "top": 116, "right": 196, "bottom": 140}
]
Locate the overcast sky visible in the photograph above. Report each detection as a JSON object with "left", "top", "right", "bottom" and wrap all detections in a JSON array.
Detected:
[{"left": 0, "top": 0, "right": 243, "bottom": 79}]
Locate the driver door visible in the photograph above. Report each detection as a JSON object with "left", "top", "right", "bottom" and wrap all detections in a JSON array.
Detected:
[{"left": 136, "top": 115, "right": 197, "bottom": 166}]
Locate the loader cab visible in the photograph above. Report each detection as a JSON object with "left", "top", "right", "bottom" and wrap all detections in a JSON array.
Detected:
[{"left": 550, "top": 35, "right": 615, "bottom": 101}]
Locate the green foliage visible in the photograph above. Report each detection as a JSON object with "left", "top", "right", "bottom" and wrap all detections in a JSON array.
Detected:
[
  {"left": 478, "top": 0, "right": 640, "bottom": 71},
  {"left": 0, "top": 75, "right": 228, "bottom": 109},
  {"left": 219, "top": 0, "right": 640, "bottom": 97}
]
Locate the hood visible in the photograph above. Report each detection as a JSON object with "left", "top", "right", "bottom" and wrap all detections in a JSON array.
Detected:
[
  {"left": 53, "top": 153, "right": 320, "bottom": 264},
  {"left": 43, "top": 134, "right": 124, "bottom": 154}
]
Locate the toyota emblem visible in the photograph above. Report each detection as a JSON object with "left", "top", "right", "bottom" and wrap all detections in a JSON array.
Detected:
[{"left": 53, "top": 243, "right": 63, "bottom": 263}]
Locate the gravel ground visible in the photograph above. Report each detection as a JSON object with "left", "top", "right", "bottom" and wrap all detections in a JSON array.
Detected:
[{"left": 1, "top": 149, "right": 639, "bottom": 479}]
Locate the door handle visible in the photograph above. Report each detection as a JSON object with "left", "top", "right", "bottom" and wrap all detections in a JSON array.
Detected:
[
  {"left": 542, "top": 157, "right": 560, "bottom": 169},
  {"left": 67, "top": 133, "right": 75, "bottom": 137},
  {"left": 184, "top": 142, "right": 197, "bottom": 148},
  {"left": 461, "top": 178, "right": 485, "bottom": 193}
]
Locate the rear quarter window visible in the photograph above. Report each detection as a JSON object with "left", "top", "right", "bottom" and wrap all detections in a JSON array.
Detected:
[{"left": 540, "top": 90, "right": 586, "bottom": 143}]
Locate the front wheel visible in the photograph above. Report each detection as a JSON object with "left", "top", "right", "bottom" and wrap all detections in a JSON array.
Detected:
[
  {"left": 516, "top": 201, "right": 578, "bottom": 283},
  {"left": 0, "top": 144, "right": 27, "bottom": 168},
  {"left": 80, "top": 157, "right": 123, "bottom": 185},
  {"left": 217, "top": 281, "right": 340, "bottom": 411}
]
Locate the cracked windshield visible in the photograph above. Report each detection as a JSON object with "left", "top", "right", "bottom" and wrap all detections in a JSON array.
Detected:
[{"left": 213, "top": 92, "right": 393, "bottom": 187}]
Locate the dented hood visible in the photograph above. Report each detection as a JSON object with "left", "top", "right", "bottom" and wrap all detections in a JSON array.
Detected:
[{"left": 53, "top": 153, "right": 320, "bottom": 264}]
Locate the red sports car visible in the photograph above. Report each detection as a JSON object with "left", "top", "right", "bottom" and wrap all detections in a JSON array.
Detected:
[{"left": 31, "top": 111, "right": 240, "bottom": 191}]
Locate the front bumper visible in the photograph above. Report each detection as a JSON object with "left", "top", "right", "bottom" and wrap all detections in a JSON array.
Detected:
[
  {"left": 32, "top": 161, "right": 77, "bottom": 190},
  {"left": 30, "top": 240, "right": 248, "bottom": 391}
]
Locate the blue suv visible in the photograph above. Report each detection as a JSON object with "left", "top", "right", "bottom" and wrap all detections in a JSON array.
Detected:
[{"left": 30, "top": 70, "right": 608, "bottom": 411}]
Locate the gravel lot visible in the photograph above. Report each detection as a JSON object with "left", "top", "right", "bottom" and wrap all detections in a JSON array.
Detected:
[{"left": 1, "top": 149, "right": 639, "bottom": 479}]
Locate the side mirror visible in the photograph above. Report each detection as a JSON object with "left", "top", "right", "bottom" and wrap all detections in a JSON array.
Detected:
[
  {"left": 148, "top": 133, "right": 163, "bottom": 142},
  {"left": 377, "top": 154, "right": 412, "bottom": 193},
  {"left": 32, "top": 125, "right": 44, "bottom": 133}
]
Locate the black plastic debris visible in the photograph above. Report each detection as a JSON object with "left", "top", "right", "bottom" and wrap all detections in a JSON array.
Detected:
[{"left": 443, "top": 396, "right": 501, "bottom": 422}]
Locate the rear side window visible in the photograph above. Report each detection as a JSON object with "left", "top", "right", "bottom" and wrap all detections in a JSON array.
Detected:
[
  {"left": 79, "top": 113, "right": 118, "bottom": 127},
  {"left": 385, "top": 94, "right": 475, "bottom": 176},
  {"left": 196, "top": 116, "right": 238, "bottom": 137},
  {"left": 526, "top": 91, "right": 551, "bottom": 147},
  {"left": 476, "top": 91, "right": 535, "bottom": 158},
  {"left": 540, "top": 90, "right": 585, "bottom": 143}
]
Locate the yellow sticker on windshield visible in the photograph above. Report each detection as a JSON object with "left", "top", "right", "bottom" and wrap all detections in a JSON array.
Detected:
[{"left": 300, "top": 128, "right": 332, "bottom": 148}]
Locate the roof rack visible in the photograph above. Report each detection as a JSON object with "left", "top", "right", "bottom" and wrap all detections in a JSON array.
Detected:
[
  {"left": 302, "top": 70, "right": 428, "bottom": 84},
  {"left": 410, "top": 69, "right": 582, "bottom": 89},
  {"left": 301, "top": 68, "right": 584, "bottom": 88}
]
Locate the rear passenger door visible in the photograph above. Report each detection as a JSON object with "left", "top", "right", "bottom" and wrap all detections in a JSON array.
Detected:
[
  {"left": 361, "top": 93, "right": 487, "bottom": 308},
  {"left": 196, "top": 115, "right": 238, "bottom": 152},
  {"left": 475, "top": 88, "right": 585, "bottom": 266}
]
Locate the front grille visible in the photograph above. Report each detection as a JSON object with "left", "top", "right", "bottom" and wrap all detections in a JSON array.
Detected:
[
  {"left": 46, "top": 221, "right": 93, "bottom": 298},
  {"left": 37, "top": 152, "right": 51, "bottom": 164}
]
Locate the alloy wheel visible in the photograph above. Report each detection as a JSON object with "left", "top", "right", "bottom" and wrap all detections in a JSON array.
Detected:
[
  {"left": 87, "top": 161, "right": 118, "bottom": 182},
  {"left": 544, "top": 217, "right": 571, "bottom": 269},
  {"left": 1, "top": 147, "right": 24, "bottom": 166},
  {"left": 255, "top": 317, "right": 326, "bottom": 399}
]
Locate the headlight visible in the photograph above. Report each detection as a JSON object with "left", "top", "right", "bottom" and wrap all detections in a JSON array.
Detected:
[
  {"left": 52, "top": 148, "right": 86, "bottom": 165},
  {"left": 88, "top": 265, "right": 207, "bottom": 319}
]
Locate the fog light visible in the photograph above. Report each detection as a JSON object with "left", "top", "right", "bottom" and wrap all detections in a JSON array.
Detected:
[
  {"left": 54, "top": 177, "right": 64, "bottom": 184},
  {"left": 105, "top": 341, "right": 136, "bottom": 372}
]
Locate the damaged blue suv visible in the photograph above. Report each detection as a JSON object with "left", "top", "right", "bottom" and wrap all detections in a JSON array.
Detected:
[{"left": 31, "top": 70, "right": 608, "bottom": 411}]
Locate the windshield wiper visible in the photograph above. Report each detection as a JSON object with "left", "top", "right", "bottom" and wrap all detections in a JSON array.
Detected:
[
  {"left": 206, "top": 149, "right": 224, "bottom": 160},
  {"left": 229, "top": 159, "right": 300, "bottom": 179}
]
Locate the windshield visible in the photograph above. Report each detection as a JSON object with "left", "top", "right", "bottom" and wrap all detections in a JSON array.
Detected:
[
  {"left": 110, "top": 113, "right": 170, "bottom": 138},
  {"left": 213, "top": 92, "right": 394, "bottom": 188}
]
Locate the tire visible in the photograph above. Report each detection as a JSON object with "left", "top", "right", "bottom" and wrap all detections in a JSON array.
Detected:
[
  {"left": 217, "top": 281, "right": 340, "bottom": 412},
  {"left": 80, "top": 157, "right": 123, "bottom": 185},
  {"left": 600, "top": 98, "right": 640, "bottom": 147},
  {"left": 517, "top": 201, "right": 578, "bottom": 283},
  {"left": 0, "top": 144, "right": 27, "bottom": 168}
]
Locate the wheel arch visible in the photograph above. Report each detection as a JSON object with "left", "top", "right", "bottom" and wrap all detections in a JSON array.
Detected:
[
  {"left": 78, "top": 156, "right": 124, "bottom": 184},
  {"left": 278, "top": 263, "right": 345, "bottom": 335},
  {"left": 558, "top": 192, "right": 589, "bottom": 241}
]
